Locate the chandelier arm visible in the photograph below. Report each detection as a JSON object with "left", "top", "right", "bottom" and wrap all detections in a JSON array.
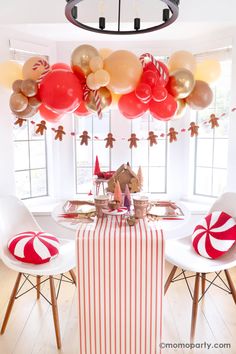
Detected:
[{"left": 65, "top": 0, "right": 179, "bottom": 35}]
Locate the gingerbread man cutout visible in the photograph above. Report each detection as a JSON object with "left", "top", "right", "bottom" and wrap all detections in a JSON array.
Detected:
[
  {"left": 167, "top": 127, "right": 178, "bottom": 143},
  {"left": 147, "top": 131, "right": 158, "bottom": 146},
  {"left": 80, "top": 130, "right": 91, "bottom": 146},
  {"left": 14, "top": 118, "right": 26, "bottom": 127},
  {"left": 55, "top": 126, "right": 66, "bottom": 141},
  {"left": 209, "top": 114, "right": 219, "bottom": 129},
  {"left": 35, "top": 120, "right": 47, "bottom": 136},
  {"left": 128, "top": 133, "right": 139, "bottom": 149},
  {"left": 188, "top": 122, "right": 199, "bottom": 137},
  {"left": 105, "top": 133, "right": 116, "bottom": 148}
]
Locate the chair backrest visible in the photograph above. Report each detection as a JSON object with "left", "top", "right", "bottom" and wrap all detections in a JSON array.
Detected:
[
  {"left": 0, "top": 195, "right": 41, "bottom": 246},
  {"left": 209, "top": 192, "right": 236, "bottom": 218}
]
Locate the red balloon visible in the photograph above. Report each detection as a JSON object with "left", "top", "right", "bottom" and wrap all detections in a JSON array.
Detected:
[
  {"left": 141, "top": 70, "right": 158, "bottom": 88},
  {"left": 72, "top": 65, "right": 86, "bottom": 85},
  {"left": 135, "top": 83, "right": 152, "bottom": 102},
  {"left": 118, "top": 92, "right": 149, "bottom": 119},
  {"left": 51, "top": 63, "right": 72, "bottom": 71},
  {"left": 152, "top": 86, "right": 168, "bottom": 102},
  {"left": 39, "top": 104, "right": 62, "bottom": 123},
  {"left": 144, "top": 61, "right": 169, "bottom": 87},
  {"left": 74, "top": 101, "right": 91, "bottom": 116},
  {"left": 39, "top": 70, "right": 83, "bottom": 113},
  {"left": 149, "top": 94, "right": 177, "bottom": 121}
]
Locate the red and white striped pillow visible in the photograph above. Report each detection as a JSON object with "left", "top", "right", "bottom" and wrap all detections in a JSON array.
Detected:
[
  {"left": 192, "top": 211, "right": 236, "bottom": 259},
  {"left": 8, "top": 231, "right": 60, "bottom": 264}
]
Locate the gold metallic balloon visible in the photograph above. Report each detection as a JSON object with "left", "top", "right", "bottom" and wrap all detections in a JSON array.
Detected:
[
  {"left": 21, "top": 79, "right": 38, "bottom": 97},
  {"left": 71, "top": 45, "right": 99, "bottom": 77},
  {"left": 12, "top": 79, "right": 23, "bottom": 93},
  {"left": 173, "top": 99, "right": 187, "bottom": 119},
  {"left": 10, "top": 93, "right": 28, "bottom": 112},
  {"left": 167, "top": 69, "right": 195, "bottom": 99},
  {"left": 85, "top": 87, "right": 112, "bottom": 112}
]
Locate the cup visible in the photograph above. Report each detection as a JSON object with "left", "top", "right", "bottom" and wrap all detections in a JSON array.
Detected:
[
  {"left": 94, "top": 195, "right": 109, "bottom": 217},
  {"left": 133, "top": 196, "right": 150, "bottom": 219}
]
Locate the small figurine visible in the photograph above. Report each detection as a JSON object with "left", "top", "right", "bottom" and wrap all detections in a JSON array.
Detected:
[
  {"left": 35, "top": 120, "right": 47, "bottom": 135},
  {"left": 14, "top": 117, "right": 26, "bottom": 127},
  {"left": 147, "top": 131, "right": 158, "bottom": 146},
  {"left": 54, "top": 125, "right": 66, "bottom": 141},
  {"left": 209, "top": 114, "right": 219, "bottom": 129},
  {"left": 188, "top": 122, "right": 199, "bottom": 137},
  {"left": 80, "top": 130, "right": 91, "bottom": 145},
  {"left": 105, "top": 132, "right": 116, "bottom": 148},
  {"left": 128, "top": 133, "right": 139, "bottom": 148},
  {"left": 167, "top": 127, "right": 178, "bottom": 143}
]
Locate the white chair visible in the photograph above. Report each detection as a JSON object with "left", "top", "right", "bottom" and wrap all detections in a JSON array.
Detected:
[
  {"left": 0, "top": 195, "right": 76, "bottom": 349},
  {"left": 164, "top": 192, "right": 236, "bottom": 342}
]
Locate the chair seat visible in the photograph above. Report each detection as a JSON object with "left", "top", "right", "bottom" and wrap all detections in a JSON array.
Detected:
[
  {"left": 1, "top": 238, "right": 76, "bottom": 276},
  {"left": 165, "top": 235, "right": 236, "bottom": 273}
]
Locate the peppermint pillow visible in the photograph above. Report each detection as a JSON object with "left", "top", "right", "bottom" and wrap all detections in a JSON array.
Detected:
[
  {"left": 8, "top": 231, "right": 60, "bottom": 264},
  {"left": 192, "top": 211, "right": 236, "bottom": 259}
]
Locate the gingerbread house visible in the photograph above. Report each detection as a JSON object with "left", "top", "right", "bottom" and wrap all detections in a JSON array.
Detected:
[{"left": 107, "top": 163, "right": 141, "bottom": 193}]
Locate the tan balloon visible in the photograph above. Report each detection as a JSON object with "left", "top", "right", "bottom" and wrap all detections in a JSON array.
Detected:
[
  {"left": 71, "top": 45, "right": 99, "bottom": 76},
  {"left": 13, "top": 105, "right": 37, "bottom": 118},
  {"left": 10, "top": 93, "right": 28, "bottom": 112},
  {"left": 28, "top": 96, "right": 41, "bottom": 108},
  {"left": 0, "top": 61, "right": 23, "bottom": 89},
  {"left": 173, "top": 99, "right": 187, "bottom": 119},
  {"left": 195, "top": 59, "right": 221, "bottom": 83},
  {"left": 167, "top": 69, "right": 195, "bottom": 99},
  {"left": 21, "top": 79, "right": 38, "bottom": 97},
  {"left": 168, "top": 51, "right": 197, "bottom": 74},
  {"left": 99, "top": 48, "right": 113, "bottom": 60},
  {"left": 94, "top": 69, "right": 110, "bottom": 87},
  {"left": 22, "top": 57, "right": 49, "bottom": 81},
  {"left": 85, "top": 87, "right": 112, "bottom": 112},
  {"left": 186, "top": 80, "right": 213, "bottom": 110},
  {"left": 104, "top": 50, "right": 143, "bottom": 94},
  {"left": 12, "top": 80, "right": 23, "bottom": 93},
  {"left": 89, "top": 56, "right": 104, "bottom": 72},
  {"left": 86, "top": 73, "right": 100, "bottom": 90},
  {"left": 111, "top": 92, "right": 121, "bottom": 108}
]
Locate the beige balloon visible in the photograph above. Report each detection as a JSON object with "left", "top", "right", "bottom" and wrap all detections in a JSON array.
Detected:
[
  {"left": 85, "top": 87, "right": 112, "bottom": 112},
  {"left": 10, "top": 93, "right": 28, "bottom": 112},
  {"left": 0, "top": 61, "right": 23, "bottom": 89},
  {"left": 99, "top": 48, "right": 113, "bottom": 60},
  {"left": 22, "top": 57, "right": 49, "bottom": 81},
  {"left": 21, "top": 79, "right": 38, "bottom": 97},
  {"left": 186, "top": 80, "right": 213, "bottom": 110},
  {"left": 86, "top": 73, "right": 100, "bottom": 90},
  {"left": 89, "top": 56, "right": 104, "bottom": 73},
  {"left": 168, "top": 50, "right": 197, "bottom": 74},
  {"left": 195, "top": 59, "right": 221, "bottom": 83},
  {"left": 71, "top": 45, "right": 99, "bottom": 77},
  {"left": 94, "top": 69, "right": 110, "bottom": 87},
  {"left": 167, "top": 69, "right": 195, "bottom": 99},
  {"left": 104, "top": 50, "right": 143, "bottom": 94}
]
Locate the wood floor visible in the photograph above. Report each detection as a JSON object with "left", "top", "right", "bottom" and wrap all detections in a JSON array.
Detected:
[{"left": 0, "top": 261, "right": 235, "bottom": 354}]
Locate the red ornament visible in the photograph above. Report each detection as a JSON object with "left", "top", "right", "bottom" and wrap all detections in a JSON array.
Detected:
[
  {"left": 94, "top": 156, "right": 101, "bottom": 175},
  {"left": 74, "top": 101, "right": 91, "bottom": 116},
  {"left": 152, "top": 86, "right": 168, "bottom": 102},
  {"left": 39, "top": 70, "right": 83, "bottom": 113},
  {"left": 118, "top": 91, "right": 149, "bottom": 119},
  {"left": 51, "top": 63, "right": 72, "bottom": 71},
  {"left": 135, "top": 83, "right": 152, "bottom": 102},
  {"left": 39, "top": 104, "right": 62, "bottom": 123},
  {"left": 149, "top": 94, "right": 177, "bottom": 121}
]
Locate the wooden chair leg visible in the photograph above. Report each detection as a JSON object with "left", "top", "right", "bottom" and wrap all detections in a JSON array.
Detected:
[
  {"left": 36, "top": 276, "right": 41, "bottom": 299},
  {"left": 69, "top": 269, "right": 77, "bottom": 286},
  {"left": 1, "top": 272, "right": 22, "bottom": 334},
  {"left": 164, "top": 265, "right": 178, "bottom": 295},
  {"left": 224, "top": 269, "right": 236, "bottom": 304},
  {"left": 190, "top": 273, "right": 200, "bottom": 342},
  {"left": 49, "top": 276, "right": 62, "bottom": 349},
  {"left": 201, "top": 273, "right": 206, "bottom": 297}
]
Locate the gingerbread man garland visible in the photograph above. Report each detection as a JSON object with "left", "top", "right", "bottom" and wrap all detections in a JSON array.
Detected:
[
  {"left": 128, "top": 133, "right": 139, "bottom": 148},
  {"left": 209, "top": 114, "right": 219, "bottom": 129},
  {"left": 105, "top": 133, "right": 116, "bottom": 148},
  {"left": 188, "top": 122, "right": 199, "bottom": 137},
  {"left": 80, "top": 130, "right": 91, "bottom": 146},
  {"left": 167, "top": 127, "right": 178, "bottom": 143},
  {"left": 55, "top": 126, "right": 66, "bottom": 141},
  {"left": 14, "top": 118, "right": 27, "bottom": 127},
  {"left": 147, "top": 131, "right": 158, "bottom": 146},
  {"left": 35, "top": 120, "right": 47, "bottom": 136}
]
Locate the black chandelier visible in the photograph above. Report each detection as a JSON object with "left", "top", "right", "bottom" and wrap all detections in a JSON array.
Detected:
[{"left": 65, "top": 0, "right": 180, "bottom": 35}]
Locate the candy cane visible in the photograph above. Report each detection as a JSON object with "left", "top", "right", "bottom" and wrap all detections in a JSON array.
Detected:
[
  {"left": 139, "top": 53, "right": 168, "bottom": 82},
  {"left": 32, "top": 59, "right": 50, "bottom": 84},
  {"left": 83, "top": 84, "right": 103, "bottom": 120}
]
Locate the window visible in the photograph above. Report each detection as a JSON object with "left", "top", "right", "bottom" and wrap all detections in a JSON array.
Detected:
[
  {"left": 193, "top": 56, "right": 231, "bottom": 197},
  {"left": 75, "top": 111, "right": 167, "bottom": 194}
]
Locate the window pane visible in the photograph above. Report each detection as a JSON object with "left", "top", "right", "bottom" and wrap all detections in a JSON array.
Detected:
[
  {"left": 149, "top": 140, "right": 166, "bottom": 166},
  {"left": 15, "top": 171, "right": 30, "bottom": 199},
  {"left": 212, "top": 169, "right": 227, "bottom": 196},
  {"left": 196, "top": 139, "right": 213, "bottom": 167},
  {"left": 149, "top": 167, "right": 166, "bottom": 193},
  {"left": 31, "top": 169, "right": 47, "bottom": 197},
  {"left": 93, "top": 141, "right": 109, "bottom": 168},
  {"left": 13, "top": 124, "right": 28, "bottom": 141},
  {"left": 195, "top": 167, "right": 212, "bottom": 196},
  {"left": 14, "top": 142, "right": 29, "bottom": 170},
  {"left": 77, "top": 167, "right": 93, "bottom": 193},
  {"left": 213, "top": 139, "right": 228, "bottom": 168},
  {"left": 76, "top": 143, "right": 93, "bottom": 167},
  {"left": 132, "top": 140, "right": 149, "bottom": 166},
  {"left": 29, "top": 141, "right": 46, "bottom": 169}
]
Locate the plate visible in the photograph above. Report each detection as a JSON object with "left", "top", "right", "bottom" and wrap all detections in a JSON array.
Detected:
[
  {"left": 147, "top": 201, "right": 184, "bottom": 219},
  {"left": 102, "top": 207, "right": 128, "bottom": 216}
]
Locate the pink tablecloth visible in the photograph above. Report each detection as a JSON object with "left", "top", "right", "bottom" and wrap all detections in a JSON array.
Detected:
[{"left": 76, "top": 216, "right": 164, "bottom": 354}]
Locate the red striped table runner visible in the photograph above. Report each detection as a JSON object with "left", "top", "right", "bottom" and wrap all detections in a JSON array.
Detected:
[{"left": 76, "top": 216, "right": 164, "bottom": 354}]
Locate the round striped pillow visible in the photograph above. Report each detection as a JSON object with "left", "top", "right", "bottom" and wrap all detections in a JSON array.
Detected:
[
  {"left": 192, "top": 211, "right": 236, "bottom": 259},
  {"left": 8, "top": 231, "right": 60, "bottom": 264}
]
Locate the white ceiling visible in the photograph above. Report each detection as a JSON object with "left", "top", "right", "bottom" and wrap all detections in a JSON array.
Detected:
[{"left": 0, "top": 0, "right": 235, "bottom": 41}]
